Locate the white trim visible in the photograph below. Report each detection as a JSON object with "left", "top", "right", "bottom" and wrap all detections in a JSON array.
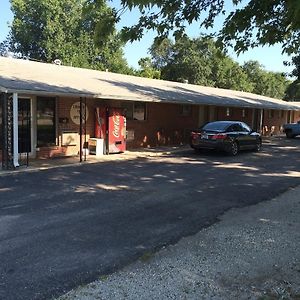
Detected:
[{"left": 259, "top": 109, "right": 264, "bottom": 133}]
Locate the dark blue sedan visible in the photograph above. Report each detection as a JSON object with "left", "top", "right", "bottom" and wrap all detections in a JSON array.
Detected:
[{"left": 190, "top": 121, "right": 262, "bottom": 155}]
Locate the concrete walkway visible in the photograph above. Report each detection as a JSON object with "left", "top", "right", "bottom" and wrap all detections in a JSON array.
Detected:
[
  {"left": 1, "top": 135, "right": 278, "bottom": 175},
  {"left": 0, "top": 145, "right": 188, "bottom": 176},
  {"left": 58, "top": 185, "right": 300, "bottom": 300}
]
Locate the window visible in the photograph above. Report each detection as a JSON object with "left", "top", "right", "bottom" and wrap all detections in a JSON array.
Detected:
[
  {"left": 240, "top": 122, "right": 251, "bottom": 133},
  {"left": 226, "top": 108, "right": 231, "bottom": 117},
  {"left": 122, "top": 102, "right": 146, "bottom": 121},
  {"left": 268, "top": 110, "right": 274, "bottom": 119},
  {"left": 202, "top": 122, "right": 229, "bottom": 131},
  {"left": 133, "top": 102, "right": 146, "bottom": 120},
  {"left": 37, "top": 97, "right": 56, "bottom": 146},
  {"left": 180, "top": 104, "right": 192, "bottom": 116},
  {"left": 227, "top": 123, "right": 242, "bottom": 132},
  {"left": 242, "top": 109, "right": 248, "bottom": 118}
]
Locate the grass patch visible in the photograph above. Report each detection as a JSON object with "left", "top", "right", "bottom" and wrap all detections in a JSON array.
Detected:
[
  {"left": 139, "top": 251, "right": 154, "bottom": 262},
  {"left": 99, "top": 275, "right": 109, "bottom": 282}
]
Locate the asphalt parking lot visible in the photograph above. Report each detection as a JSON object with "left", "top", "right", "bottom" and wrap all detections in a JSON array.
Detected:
[{"left": 1, "top": 137, "right": 300, "bottom": 300}]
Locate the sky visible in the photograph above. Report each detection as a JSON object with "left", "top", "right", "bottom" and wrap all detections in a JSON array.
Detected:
[{"left": 0, "top": 0, "right": 294, "bottom": 76}]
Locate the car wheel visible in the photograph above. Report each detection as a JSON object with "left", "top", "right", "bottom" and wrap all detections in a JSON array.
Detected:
[
  {"left": 228, "top": 141, "right": 239, "bottom": 156},
  {"left": 255, "top": 140, "right": 262, "bottom": 152}
]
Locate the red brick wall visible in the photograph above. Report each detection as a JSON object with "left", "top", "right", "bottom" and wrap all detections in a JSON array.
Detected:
[
  {"left": 2, "top": 98, "right": 300, "bottom": 162},
  {"left": 37, "top": 97, "right": 96, "bottom": 158},
  {"left": 126, "top": 102, "right": 199, "bottom": 148},
  {"left": 262, "top": 109, "right": 288, "bottom": 135},
  {"left": 36, "top": 100, "right": 200, "bottom": 155},
  {"left": 216, "top": 107, "right": 253, "bottom": 126},
  {"left": 292, "top": 110, "right": 300, "bottom": 123}
]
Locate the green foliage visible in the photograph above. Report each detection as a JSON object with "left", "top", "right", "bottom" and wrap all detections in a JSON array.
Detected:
[
  {"left": 212, "top": 57, "right": 254, "bottom": 92},
  {"left": 0, "top": 40, "right": 10, "bottom": 56},
  {"left": 284, "top": 54, "right": 300, "bottom": 101},
  {"left": 149, "top": 37, "right": 173, "bottom": 69},
  {"left": 242, "top": 61, "right": 290, "bottom": 99},
  {"left": 118, "top": 0, "right": 300, "bottom": 55},
  {"left": 145, "top": 36, "right": 290, "bottom": 98},
  {"left": 137, "top": 57, "right": 161, "bottom": 79},
  {"left": 221, "top": 0, "right": 300, "bottom": 55},
  {"left": 148, "top": 36, "right": 253, "bottom": 91},
  {"left": 161, "top": 37, "right": 208, "bottom": 86},
  {"left": 285, "top": 80, "right": 300, "bottom": 101},
  {"left": 290, "top": 55, "right": 300, "bottom": 80},
  {"left": 7, "top": 0, "right": 130, "bottom": 73}
]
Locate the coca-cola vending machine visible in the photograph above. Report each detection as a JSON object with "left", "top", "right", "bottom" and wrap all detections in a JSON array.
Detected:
[{"left": 95, "top": 107, "right": 126, "bottom": 154}]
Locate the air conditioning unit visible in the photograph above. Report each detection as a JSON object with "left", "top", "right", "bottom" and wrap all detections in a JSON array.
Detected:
[{"left": 88, "top": 138, "right": 105, "bottom": 157}]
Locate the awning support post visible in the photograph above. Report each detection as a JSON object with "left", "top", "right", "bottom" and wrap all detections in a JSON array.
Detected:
[
  {"left": 259, "top": 109, "right": 264, "bottom": 134},
  {"left": 84, "top": 97, "right": 87, "bottom": 162},
  {"left": 79, "top": 97, "right": 83, "bottom": 163},
  {"left": 1, "top": 93, "right": 14, "bottom": 170},
  {"left": 13, "top": 93, "right": 19, "bottom": 168}
]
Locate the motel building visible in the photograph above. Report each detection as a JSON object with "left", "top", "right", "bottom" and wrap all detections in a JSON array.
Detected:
[{"left": 1, "top": 56, "right": 300, "bottom": 170}]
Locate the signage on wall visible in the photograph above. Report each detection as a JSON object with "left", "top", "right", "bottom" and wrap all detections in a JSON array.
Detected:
[{"left": 70, "top": 102, "right": 89, "bottom": 125}]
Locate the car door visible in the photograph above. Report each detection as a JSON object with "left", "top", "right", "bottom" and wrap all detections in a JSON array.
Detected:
[
  {"left": 225, "top": 123, "right": 244, "bottom": 148},
  {"left": 239, "top": 122, "right": 256, "bottom": 149},
  {"left": 226, "top": 123, "right": 249, "bottom": 149}
]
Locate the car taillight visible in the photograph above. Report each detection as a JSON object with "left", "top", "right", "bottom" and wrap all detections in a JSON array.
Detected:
[
  {"left": 191, "top": 131, "right": 199, "bottom": 139},
  {"left": 212, "top": 133, "right": 227, "bottom": 140}
]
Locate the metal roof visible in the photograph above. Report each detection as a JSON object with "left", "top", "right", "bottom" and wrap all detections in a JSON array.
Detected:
[{"left": 0, "top": 56, "right": 299, "bottom": 110}]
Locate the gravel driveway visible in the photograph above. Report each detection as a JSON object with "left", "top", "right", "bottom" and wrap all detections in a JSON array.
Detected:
[{"left": 59, "top": 186, "right": 300, "bottom": 300}]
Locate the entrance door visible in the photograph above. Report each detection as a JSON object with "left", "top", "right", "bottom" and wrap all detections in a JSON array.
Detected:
[
  {"left": 18, "top": 98, "right": 31, "bottom": 153},
  {"left": 252, "top": 109, "right": 260, "bottom": 131},
  {"left": 198, "top": 105, "right": 209, "bottom": 127}
]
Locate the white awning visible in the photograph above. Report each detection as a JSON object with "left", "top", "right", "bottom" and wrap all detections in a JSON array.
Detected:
[{"left": 0, "top": 56, "right": 299, "bottom": 110}]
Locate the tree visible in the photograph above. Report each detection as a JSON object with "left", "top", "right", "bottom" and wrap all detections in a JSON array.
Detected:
[
  {"left": 212, "top": 57, "right": 253, "bottom": 92},
  {"left": 6, "top": 0, "right": 131, "bottom": 73},
  {"left": 143, "top": 36, "right": 290, "bottom": 97},
  {"left": 148, "top": 36, "right": 253, "bottom": 91},
  {"left": 118, "top": 0, "right": 300, "bottom": 55},
  {"left": 137, "top": 57, "right": 161, "bottom": 79},
  {"left": 159, "top": 37, "right": 216, "bottom": 86},
  {"left": 0, "top": 40, "right": 11, "bottom": 57},
  {"left": 243, "top": 61, "right": 290, "bottom": 99},
  {"left": 290, "top": 55, "right": 300, "bottom": 80},
  {"left": 285, "top": 80, "right": 300, "bottom": 101},
  {"left": 149, "top": 38, "right": 173, "bottom": 69},
  {"left": 284, "top": 55, "right": 300, "bottom": 101}
]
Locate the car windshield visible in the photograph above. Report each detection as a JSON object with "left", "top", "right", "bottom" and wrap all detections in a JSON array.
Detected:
[{"left": 202, "top": 122, "right": 230, "bottom": 131}]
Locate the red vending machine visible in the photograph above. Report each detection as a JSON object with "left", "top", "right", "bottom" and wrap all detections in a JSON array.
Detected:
[{"left": 95, "top": 107, "right": 126, "bottom": 154}]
